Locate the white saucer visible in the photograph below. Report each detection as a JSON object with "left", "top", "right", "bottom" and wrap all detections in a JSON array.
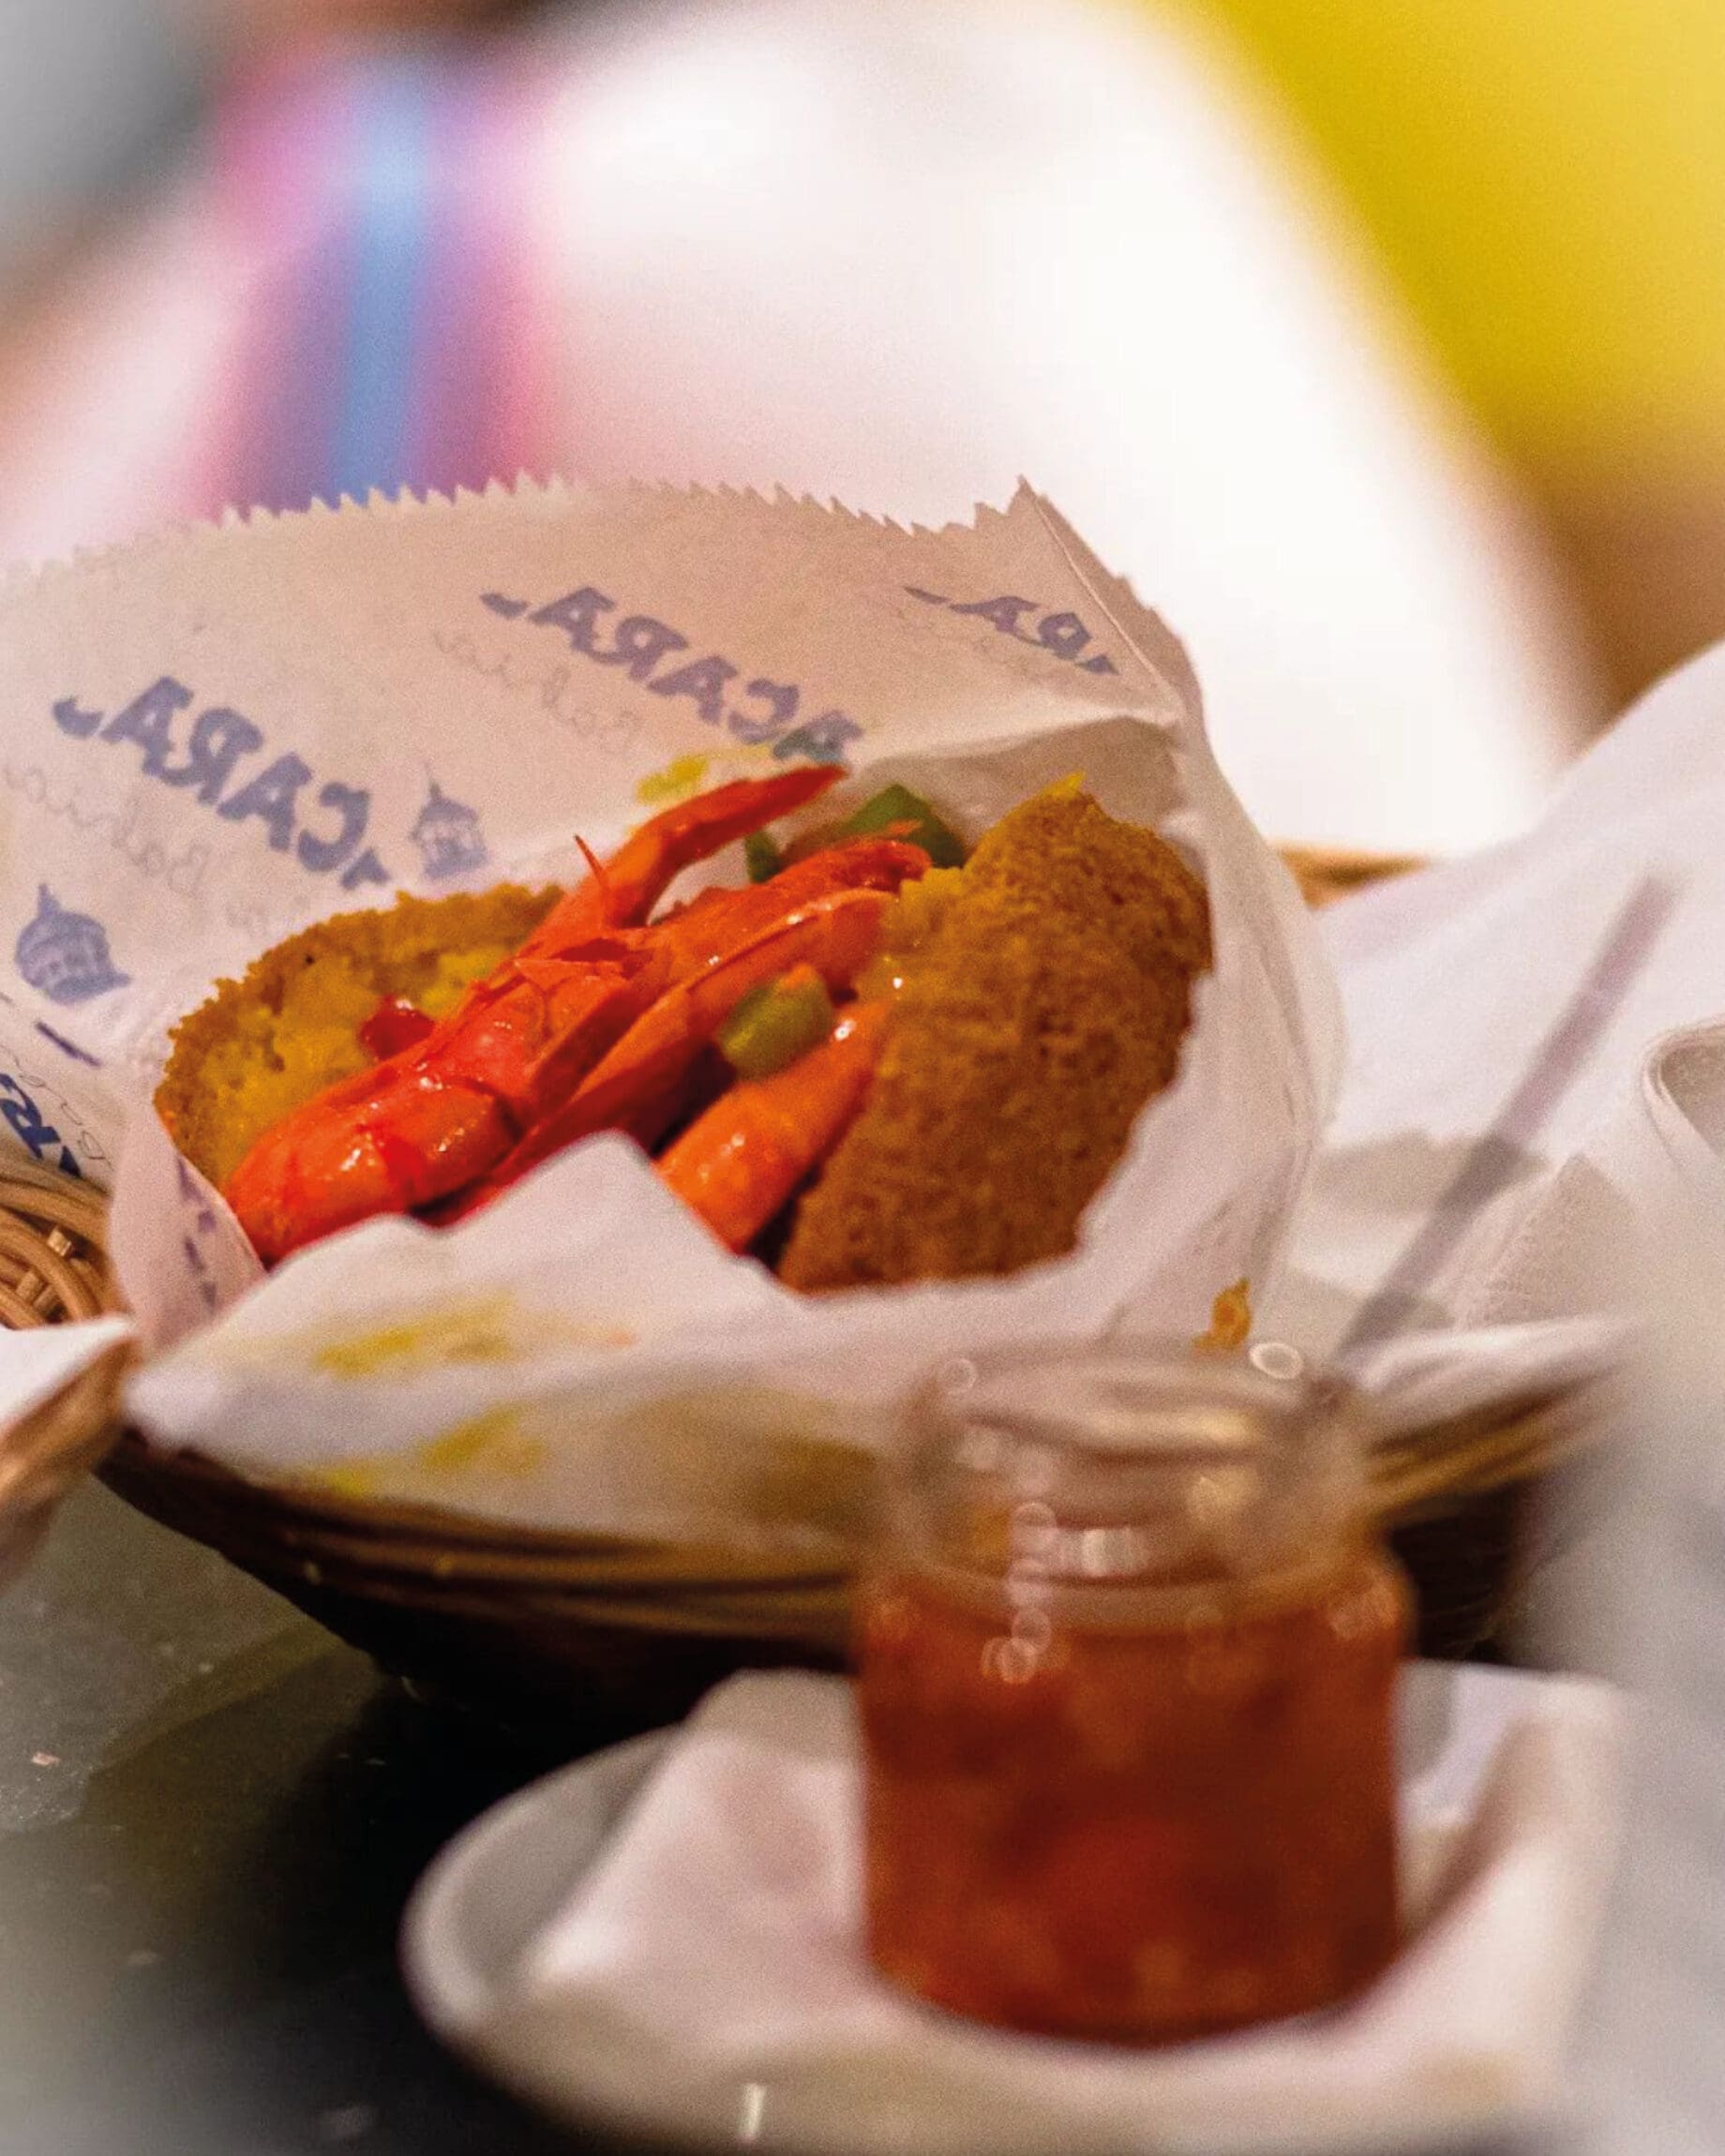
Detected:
[{"left": 402, "top": 1662, "right": 1616, "bottom": 2156}]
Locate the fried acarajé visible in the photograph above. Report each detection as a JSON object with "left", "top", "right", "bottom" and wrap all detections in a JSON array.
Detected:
[
  {"left": 158, "top": 885, "right": 559, "bottom": 1192},
  {"left": 159, "top": 771, "right": 1209, "bottom": 1285},
  {"left": 778, "top": 786, "right": 1210, "bottom": 1289}
]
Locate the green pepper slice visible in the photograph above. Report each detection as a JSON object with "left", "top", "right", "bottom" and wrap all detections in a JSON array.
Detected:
[
  {"left": 744, "top": 831, "right": 785, "bottom": 884},
  {"left": 717, "top": 965, "right": 837, "bottom": 1080},
  {"left": 835, "top": 783, "right": 967, "bottom": 868}
]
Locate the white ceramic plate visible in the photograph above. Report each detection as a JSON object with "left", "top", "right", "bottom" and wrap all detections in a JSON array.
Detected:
[{"left": 402, "top": 1662, "right": 1610, "bottom": 2156}]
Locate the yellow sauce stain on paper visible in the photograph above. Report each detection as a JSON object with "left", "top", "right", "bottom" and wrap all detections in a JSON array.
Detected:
[
  {"left": 313, "top": 1295, "right": 521, "bottom": 1376},
  {"left": 1194, "top": 1279, "right": 1252, "bottom": 1355},
  {"left": 635, "top": 753, "right": 711, "bottom": 807},
  {"left": 309, "top": 1294, "right": 634, "bottom": 1378},
  {"left": 416, "top": 1407, "right": 547, "bottom": 1482},
  {"left": 301, "top": 1413, "right": 548, "bottom": 1500},
  {"left": 308, "top": 1461, "right": 385, "bottom": 1502}
]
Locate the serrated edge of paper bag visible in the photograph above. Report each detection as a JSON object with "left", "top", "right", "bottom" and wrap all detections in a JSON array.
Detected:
[{"left": 1, "top": 475, "right": 1085, "bottom": 603}]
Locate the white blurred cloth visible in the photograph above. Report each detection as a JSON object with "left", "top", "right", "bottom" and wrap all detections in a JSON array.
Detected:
[
  {"left": 1269, "top": 641, "right": 1725, "bottom": 1416},
  {"left": 0, "top": 0, "right": 1593, "bottom": 852}
]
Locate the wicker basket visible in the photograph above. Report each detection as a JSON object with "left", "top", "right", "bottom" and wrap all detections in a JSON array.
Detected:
[
  {"left": 0, "top": 846, "right": 1608, "bottom": 1735},
  {"left": 96, "top": 1372, "right": 1609, "bottom": 1739},
  {"left": 0, "top": 1160, "right": 129, "bottom": 1591}
]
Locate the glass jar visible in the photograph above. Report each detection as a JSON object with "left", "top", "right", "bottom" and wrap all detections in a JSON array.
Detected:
[{"left": 856, "top": 1344, "right": 1408, "bottom": 2045}]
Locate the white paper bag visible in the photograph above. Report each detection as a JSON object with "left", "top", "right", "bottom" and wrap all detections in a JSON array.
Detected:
[{"left": 0, "top": 483, "right": 1338, "bottom": 1540}]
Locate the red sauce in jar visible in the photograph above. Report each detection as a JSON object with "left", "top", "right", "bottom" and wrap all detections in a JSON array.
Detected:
[{"left": 858, "top": 1550, "right": 1407, "bottom": 2044}]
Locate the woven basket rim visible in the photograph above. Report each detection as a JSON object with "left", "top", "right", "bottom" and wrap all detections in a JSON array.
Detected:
[
  {"left": 102, "top": 1427, "right": 856, "bottom": 1586},
  {"left": 104, "top": 1356, "right": 1608, "bottom": 1583}
]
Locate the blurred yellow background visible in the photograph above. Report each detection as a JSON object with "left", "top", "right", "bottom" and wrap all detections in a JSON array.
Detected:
[{"left": 1184, "top": 0, "right": 1725, "bottom": 700}]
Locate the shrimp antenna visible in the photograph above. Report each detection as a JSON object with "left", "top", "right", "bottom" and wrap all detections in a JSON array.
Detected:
[{"left": 574, "top": 835, "right": 614, "bottom": 921}]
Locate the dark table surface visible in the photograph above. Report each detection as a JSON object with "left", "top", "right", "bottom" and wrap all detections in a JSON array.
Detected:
[
  {"left": 0, "top": 1483, "right": 1566, "bottom": 2156},
  {"left": 0, "top": 1479, "right": 597, "bottom": 2156}
]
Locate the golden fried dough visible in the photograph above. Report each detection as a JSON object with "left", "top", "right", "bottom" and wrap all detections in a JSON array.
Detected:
[
  {"left": 157, "top": 886, "right": 557, "bottom": 1190},
  {"left": 779, "top": 786, "right": 1209, "bottom": 1290}
]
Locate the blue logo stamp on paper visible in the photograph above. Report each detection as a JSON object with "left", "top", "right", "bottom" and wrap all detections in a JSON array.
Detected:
[
  {"left": 468, "top": 587, "right": 865, "bottom": 765},
  {"left": 14, "top": 888, "right": 130, "bottom": 1006},
  {"left": 903, "top": 589, "right": 1118, "bottom": 675},
  {"left": 48, "top": 678, "right": 396, "bottom": 896},
  {"left": 0, "top": 1072, "right": 84, "bottom": 1179},
  {"left": 174, "top": 1155, "right": 224, "bottom": 1312},
  {"left": 411, "top": 777, "right": 489, "bottom": 882}
]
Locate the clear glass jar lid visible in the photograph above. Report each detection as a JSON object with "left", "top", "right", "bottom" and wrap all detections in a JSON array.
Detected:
[{"left": 889, "top": 1341, "right": 1377, "bottom": 1607}]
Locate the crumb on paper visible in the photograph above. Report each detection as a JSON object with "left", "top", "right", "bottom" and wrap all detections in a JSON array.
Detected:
[
  {"left": 1194, "top": 1279, "right": 1252, "bottom": 1354},
  {"left": 30, "top": 1751, "right": 59, "bottom": 1768}
]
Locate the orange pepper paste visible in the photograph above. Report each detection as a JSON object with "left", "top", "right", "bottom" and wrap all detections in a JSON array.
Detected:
[{"left": 857, "top": 1551, "right": 1408, "bottom": 2044}]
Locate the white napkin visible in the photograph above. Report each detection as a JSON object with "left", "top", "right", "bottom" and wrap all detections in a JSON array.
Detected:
[
  {"left": 1268, "top": 640, "right": 1725, "bottom": 1417},
  {"left": 0, "top": 1316, "right": 131, "bottom": 1432},
  {"left": 499, "top": 1668, "right": 1621, "bottom": 2156}
]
